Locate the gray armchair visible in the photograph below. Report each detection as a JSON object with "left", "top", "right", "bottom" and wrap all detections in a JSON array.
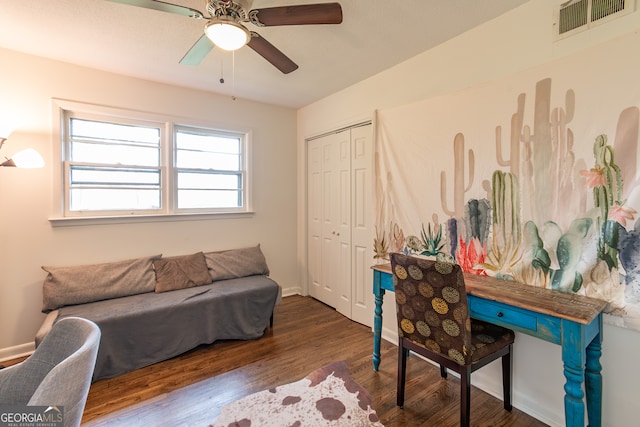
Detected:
[{"left": 0, "top": 317, "right": 100, "bottom": 427}]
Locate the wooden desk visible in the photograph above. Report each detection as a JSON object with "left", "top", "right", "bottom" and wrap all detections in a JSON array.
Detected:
[{"left": 372, "top": 263, "right": 607, "bottom": 427}]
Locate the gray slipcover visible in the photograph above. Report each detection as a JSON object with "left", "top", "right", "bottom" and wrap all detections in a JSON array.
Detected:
[{"left": 48, "top": 275, "right": 280, "bottom": 381}]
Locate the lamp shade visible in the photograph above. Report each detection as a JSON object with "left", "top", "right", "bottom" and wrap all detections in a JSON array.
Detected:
[
  {"left": 205, "top": 18, "right": 250, "bottom": 51},
  {"left": 0, "top": 123, "right": 15, "bottom": 140},
  {"left": 6, "top": 148, "right": 45, "bottom": 168}
]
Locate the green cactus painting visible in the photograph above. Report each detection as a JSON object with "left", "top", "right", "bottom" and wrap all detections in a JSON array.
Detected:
[
  {"left": 581, "top": 135, "right": 624, "bottom": 270},
  {"left": 522, "top": 219, "right": 592, "bottom": 292},
  {"left": 464, "top": 199, "right": 491, "bottom": 245},
  {"left": 473, "top": 171, "right": 522, "bottom": 279},
  {"left": 492, "top": 170, "right": 521, "bottom": 251}
]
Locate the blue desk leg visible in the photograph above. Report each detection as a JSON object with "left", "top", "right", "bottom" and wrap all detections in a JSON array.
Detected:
[
  {"left": 372, "top": 289, "right": 385, "bottom": 371},
  {"left": 562, "top": 320, "right": 586, "bottom": 427},
  {"left": 585, "top": 333, "right": 603, "bottom": 427}
]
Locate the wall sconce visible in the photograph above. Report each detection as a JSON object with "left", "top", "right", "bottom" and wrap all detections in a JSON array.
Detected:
[{"left": 0, "top": 128, "right": 45, "bottom": 168}]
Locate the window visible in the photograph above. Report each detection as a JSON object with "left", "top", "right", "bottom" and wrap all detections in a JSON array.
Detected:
[
  {"left": 66, "top": 117, "right": 162, "bottom": 213},
  {"left": 57, "top": 102, "right": 249, "bottom": 219},
  {"left": 174, "top": 126, "right": 244, "bottom": 210}
]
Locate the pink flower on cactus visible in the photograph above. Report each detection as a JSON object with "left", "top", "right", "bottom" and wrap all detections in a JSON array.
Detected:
[
  {"left": 456, "top": 237, "right": 487, "bottom": 275},
  {"left": 609, "top": 204, "right": 637, "bottom": 227},
  {"left": 580, "top": 167, "right": 606, "bottom": 189}
]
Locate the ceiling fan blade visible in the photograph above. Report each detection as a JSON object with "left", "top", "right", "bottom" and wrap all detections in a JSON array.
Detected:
[
  {"left": 247, "top": 32, "right": 298, "bottom": 74},
  {"left": 107, "top": 0, "right": 204, "bottom": 19},
  {"left": 180, "top": 35, "right": 214, "bottom": 66},
  {"left": 249, "top": 2, "right": 342, "bottom": 27}
]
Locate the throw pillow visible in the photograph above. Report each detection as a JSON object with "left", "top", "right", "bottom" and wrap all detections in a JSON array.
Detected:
[
  {"left": 204, "top": 244, "right": 270, "bottom": 282},
  {"left": 153, "top": 251, "right": 212, "bottom": 293},
  {"left": 41, "top": 254, "right": 161, "bottom": 313}
]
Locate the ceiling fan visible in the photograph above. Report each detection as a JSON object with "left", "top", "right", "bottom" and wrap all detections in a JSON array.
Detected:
[{"left": 108, "top": 0, "right": 343, "bottom": 74}]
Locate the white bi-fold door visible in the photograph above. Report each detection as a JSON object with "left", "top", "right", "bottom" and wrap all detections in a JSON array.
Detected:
[{"left": 307, "top": 123, "right": 374, "bottom": 326}]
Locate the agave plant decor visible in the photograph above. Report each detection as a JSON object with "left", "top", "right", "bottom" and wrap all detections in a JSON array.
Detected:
[{"left": 419, "top": 222, "right": 445, "bottom": 256}]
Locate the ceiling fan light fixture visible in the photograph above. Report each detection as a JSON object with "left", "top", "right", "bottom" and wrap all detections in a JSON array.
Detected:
[{"left": 205, "top": 17, "right": 250, "bottom": 51}]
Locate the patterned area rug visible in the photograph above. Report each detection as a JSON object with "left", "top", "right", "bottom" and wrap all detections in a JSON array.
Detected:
[{"left": 210, "top": 361, "right": 384, "bottom": 426}]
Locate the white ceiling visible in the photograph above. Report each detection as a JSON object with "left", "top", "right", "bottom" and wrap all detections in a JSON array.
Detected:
[{"left": 0, "top": 0, "right": 527, "bottom": 109}]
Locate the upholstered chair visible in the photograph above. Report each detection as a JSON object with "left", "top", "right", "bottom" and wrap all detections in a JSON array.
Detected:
[
  {"left": 0, "top": 317, "right": 100, "bottom": 427},
  {"left": 390, "top": 252, "right": 515, "bottom": 427}
]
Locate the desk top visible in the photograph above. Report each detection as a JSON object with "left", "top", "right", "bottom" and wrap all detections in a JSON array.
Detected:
[{"left": 372, "top": 263, "right": 607, "bottom": 325}]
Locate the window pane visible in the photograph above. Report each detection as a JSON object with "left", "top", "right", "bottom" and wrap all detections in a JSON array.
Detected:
[
  {"left": 177, "top": 189, "right": 242, "bottom": 209},
  {"left": 72, "top": 142, "right": 159, "bottom": 166},
  {"left": 176, "top": 130, "right": 240, "bottom": 171},
  {"left": 177, "top": 172, "right": 240, "bottom": 190},
  {"left": 70, "top": 118, "right": 160, "bottom": 166},
  {"left": 174, "top": 127, "right": 245, "bottom": 211},
  {"left": 71, "top": 119, "right": 160, "bottom": 145},
  {"left": 176, "top": 150, "right": 240, "bottom": 170},
  {"left": 177, "top": 132, "right": 239, "bottom": 153},
  {"left": 71, "top": 167, "right": 160, "bottom": 186},
  {"left": 70, "top": 188, "right": 161, "bottom": 211}
]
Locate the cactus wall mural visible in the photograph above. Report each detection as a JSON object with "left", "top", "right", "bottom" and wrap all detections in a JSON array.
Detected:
[
  {"left": 373, "top": 35, "right": 640, "bottom": 330},
  {"left": 440, "top": 132, "right": 475, "bottom": 218}
]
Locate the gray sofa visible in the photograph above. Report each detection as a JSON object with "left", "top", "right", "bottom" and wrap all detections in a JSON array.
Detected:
[{"left": 35, "top": 245, "right": 281, "bottom": 381}]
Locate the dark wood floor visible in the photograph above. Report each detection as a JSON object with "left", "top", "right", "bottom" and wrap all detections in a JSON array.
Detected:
[{"left": 8, "top": 295, "right": 550, "bottom": 426}]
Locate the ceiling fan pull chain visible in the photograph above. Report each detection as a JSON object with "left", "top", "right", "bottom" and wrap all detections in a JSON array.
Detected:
[{"left": 231, "top": 50, "right": 237, "bottom": 101}]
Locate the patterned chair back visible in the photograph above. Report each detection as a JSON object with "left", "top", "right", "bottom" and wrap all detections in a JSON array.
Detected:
[{"left": 390, "top": 252, "right": 473, "bottom": 366}]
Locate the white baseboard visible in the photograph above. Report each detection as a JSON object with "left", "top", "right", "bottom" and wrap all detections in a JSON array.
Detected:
[
  {"left": 0, "top": 342, "right": 34, "bottom": 363},
  {"left": 281, "top": 287, "right": 302, "bottom": 297}
]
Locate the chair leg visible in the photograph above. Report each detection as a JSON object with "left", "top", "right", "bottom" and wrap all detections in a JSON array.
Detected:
[
  {"left": 460, "top": 366, "right": 471, "bottom": 427},
  {"left": 460, "top": 365, "right": 471, "bottom": 427},
  {"left": 397, "top": 340, "right": 409, "bottom": 408},
  {"left": 440, "top": 364, "right": 447, "bottom": 378},
  {"left": 502, "top": 344, "right": 513, "bottom": 411}
]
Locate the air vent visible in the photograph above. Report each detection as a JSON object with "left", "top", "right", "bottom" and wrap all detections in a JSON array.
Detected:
[{"left": 554, "top": 0, "right": 635, "bottom": 40}]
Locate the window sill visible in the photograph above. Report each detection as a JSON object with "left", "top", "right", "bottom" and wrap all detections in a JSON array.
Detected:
[{"left": 49, "top": 211, "right": 255, "bottom": 227}]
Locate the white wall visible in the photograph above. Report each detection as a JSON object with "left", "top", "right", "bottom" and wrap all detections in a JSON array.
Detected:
[
  {"left": 297, "top": 1, "right": 640, "bottom": 426},
  {"left": 0, "top": 48, "right": 299, "bottom": 359}
]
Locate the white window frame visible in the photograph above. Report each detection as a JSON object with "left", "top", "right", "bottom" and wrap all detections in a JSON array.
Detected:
[
  {"left": 50, "top": 99, "right": 252, "bottom": 225},
  {"left": 172, "top": 124, "right": 248, "bottom": 214}
]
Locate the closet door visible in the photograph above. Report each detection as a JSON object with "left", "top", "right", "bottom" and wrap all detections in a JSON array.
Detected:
[
  {"left": 307, "top": 132, "right": 342, "bottom": 306},
  {"left": 349, "top": 124, "right": 374, "bottom": 325},
  {"left": 334, "top": 129, "right": 353, "bottom": 319},
  {"left": 308, "top": 137, "right": 324, "bottom": 302},
  {"left": 307, "top": 123, "right": 374, "bottom": 326}
]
